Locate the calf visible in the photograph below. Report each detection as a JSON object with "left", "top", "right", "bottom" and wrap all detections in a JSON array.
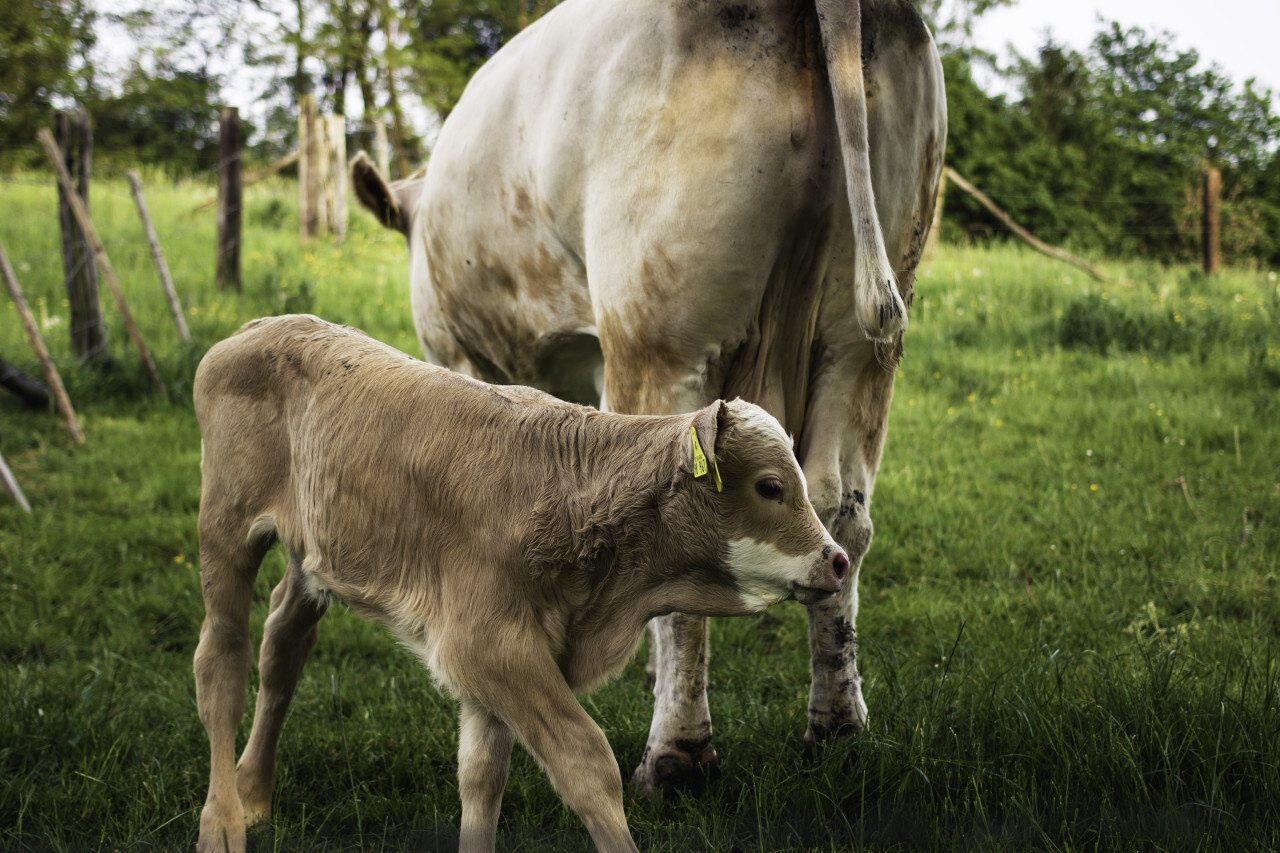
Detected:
[{"left": 192, "top": 314, "right": 849, "bottom": 853}]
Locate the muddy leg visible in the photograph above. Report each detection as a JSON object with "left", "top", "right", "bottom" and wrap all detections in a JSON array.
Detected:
[
  {"left": 631, "top": 613, "right": 719, "bottom": 795},
  {"left": 805, "top": 564, "right": 868, "bottom": 743}
]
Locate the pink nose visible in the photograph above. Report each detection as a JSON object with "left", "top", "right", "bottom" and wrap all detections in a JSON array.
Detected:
[{"left": 832, "top": 551, "right": 850, "bottom": 582}]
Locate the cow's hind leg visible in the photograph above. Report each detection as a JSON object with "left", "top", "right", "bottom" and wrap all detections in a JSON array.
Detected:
[
  {"left": 235, "top": 550, "right": 328, "bottom": 824},
  {"left": 632, "top": 613, "right": 719, "bottom": 795},
  {"left": 457, "top": 700, "right": 515, "bottom": 853},
  {"left": 592, "top": 337, "right": 724, "bottom": 796},
  {"left": 796, "top": 340, "right": 893, "bottom": 745},
  {"left": 194, "top": 528, "right": 273, "bottom": 853}
]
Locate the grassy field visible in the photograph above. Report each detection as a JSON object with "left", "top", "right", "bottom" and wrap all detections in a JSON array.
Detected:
[{"left": 1, "top": 172, "right": 1278, "bottom": 851}]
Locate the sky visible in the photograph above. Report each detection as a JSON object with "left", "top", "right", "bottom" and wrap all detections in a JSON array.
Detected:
[{"left": 968, "top": 0, "right": 1280, "bottom": 100}]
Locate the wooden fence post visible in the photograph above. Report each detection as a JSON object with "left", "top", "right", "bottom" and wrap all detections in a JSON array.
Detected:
[
  {"left": 190, "top": 150, "right": 298, "bottom": 216},
  {"left": 54, "top": 109, "right": 104, "bottom": 362},
  {"left": 327, "top": 114, "right": 348, "bottom": 243},
  {"left": 315, "top": 115, "right": 331, "bottom": 237},
  {"left": 922, "top": 168, "right": 946, "bottom": 261},
  {"left": 127, "top": 171, "right": 190, "bottom": 341},
  {"left": 216, "top": 107, "right": 243, "bottom": 291},
  {"left": 1202, "top": 167, "right": 1221, "bottom": 275},
  {"left": 1, "top": 238, "right": 84, "bottom": 443},
  {"left": 374, "top": 118, "right": 391, "bottom": 179},
  {"left": 38, "top": 128, "right": 168, "bottom": 401},
  {"left": 298, "top": 95, "right": 320, "bottom": 240}
]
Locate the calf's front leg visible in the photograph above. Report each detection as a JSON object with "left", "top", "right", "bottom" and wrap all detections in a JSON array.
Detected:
[
  {"left": 442, "top": 638, "right": 637, "bottom": 853},
  {"left": 457, "top": 701, "right": 515, "bottom": 853}
]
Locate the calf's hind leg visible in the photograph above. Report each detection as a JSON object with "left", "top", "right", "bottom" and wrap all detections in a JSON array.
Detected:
[
  {"left": 194, "top": 530, "right": 272, "bottom": 853},
  {"left": 235, "top": 551, "right": 329, "bottom": 823}
]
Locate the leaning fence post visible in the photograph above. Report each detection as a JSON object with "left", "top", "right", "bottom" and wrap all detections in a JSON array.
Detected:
[
  {"left": 0, "top": 449, "right": 32, "bottom": 513},
  {"left": 0, "top": 238, "right": 85, "bottom": 443},
  {"left": 127, "top": 171, "right": 190, "bottom": 341},
  {"left": 38, "top": 128, "right": 168, "bottom": 401}
]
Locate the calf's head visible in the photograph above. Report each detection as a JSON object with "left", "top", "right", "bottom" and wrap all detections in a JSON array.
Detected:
[{"left": 682, "top": 399, "right": 849, "bottom": 609}]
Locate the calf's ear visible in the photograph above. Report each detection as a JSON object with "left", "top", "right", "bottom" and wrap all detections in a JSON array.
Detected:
[{"left": 686, "top": 400, "right": 727, "bottom": 485}]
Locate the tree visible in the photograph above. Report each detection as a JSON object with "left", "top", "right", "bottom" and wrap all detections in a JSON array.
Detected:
[
  {"left": 90, "top": 69, "right": 226, "bottom": 173},
  {"left": 0, "top": 0, "right": 96, "bottom": 160},
  {"left": 397, "top": 0, "right": 557, "bottom": 118},
  {"left": 943, "top": 21, "right": 1279, "bottom": 266}
]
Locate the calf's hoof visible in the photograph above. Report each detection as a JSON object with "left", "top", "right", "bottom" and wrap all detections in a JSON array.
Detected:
[
  {"left": 631, "top": 742, "right": 721, "bottom": 797},
  {"left": 198, "top": 803, "right": 247, "bottom": 853},
  {"left": 236, "top": 768, "right": 273, "bottom": 826}
]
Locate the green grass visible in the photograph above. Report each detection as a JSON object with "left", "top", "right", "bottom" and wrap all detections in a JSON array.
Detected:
[{"left": 2, "top": 172, "right": 1279, "bottom": 851}]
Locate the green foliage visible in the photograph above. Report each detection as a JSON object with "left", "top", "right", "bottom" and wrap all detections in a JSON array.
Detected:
[
  {"left": 2, "top": 177, "right": 1280, "bottom": 849},
  {"left": 0, "top": 0, "right": 96, "bottom": 160},
  {"left": 944, "top": 23, "right": 1280, "bottom": 267},
  {"left": 89, "top": 69, "right": 227, "bottom": 174},
  {"left": 398, "top": 0, "right": 558, "bottom": 117}
]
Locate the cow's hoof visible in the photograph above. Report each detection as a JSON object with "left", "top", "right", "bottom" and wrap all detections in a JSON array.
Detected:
[
  {"left": 803, "top": 717, "right": 865, "bottom": 749},
  {"left": 631, "top": 743, "right": 721, "bottom": 797}
]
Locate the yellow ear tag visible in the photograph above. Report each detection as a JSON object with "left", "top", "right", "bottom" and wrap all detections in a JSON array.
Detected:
[{"left": 690, "top": 426, "right": 723, "bottom": 492}]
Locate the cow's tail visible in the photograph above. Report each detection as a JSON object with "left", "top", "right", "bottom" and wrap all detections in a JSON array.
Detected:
[{"left": 813, "top": 0, "right": 907, "bottom": 341}]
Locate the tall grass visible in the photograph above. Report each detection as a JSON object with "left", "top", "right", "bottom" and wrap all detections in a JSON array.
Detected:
[{"left": 1, "top": 173, "right": 1278, "bottom": 851}]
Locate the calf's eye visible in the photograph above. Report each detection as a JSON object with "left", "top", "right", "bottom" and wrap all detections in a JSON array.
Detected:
[{"left": 755, "top": 478, "right": 783, "bottom": 502}]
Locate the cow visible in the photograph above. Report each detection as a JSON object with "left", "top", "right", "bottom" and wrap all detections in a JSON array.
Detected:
[
  {"left": 351, "top": 0, "right": 946, "bottom": 793},
  {"left": 193, "top": 314, "right": 851, "bottom": 853}
]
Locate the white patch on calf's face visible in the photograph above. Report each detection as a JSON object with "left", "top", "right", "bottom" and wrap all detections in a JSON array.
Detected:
[{"left": 726, "top": 537, "right": 816, "bottom": 610}]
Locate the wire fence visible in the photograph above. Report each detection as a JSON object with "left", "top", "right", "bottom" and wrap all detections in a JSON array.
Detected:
[
  {"left": 0, "top": 143, "right": 410, "bottom": 392},
  {"left": 0, "top": 134, "right": 1272, "bottom": 404}
]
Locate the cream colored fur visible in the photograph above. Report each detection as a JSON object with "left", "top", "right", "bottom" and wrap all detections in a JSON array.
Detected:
[{"left": 192, "top": 315, "right": 847, "bottom": 853}]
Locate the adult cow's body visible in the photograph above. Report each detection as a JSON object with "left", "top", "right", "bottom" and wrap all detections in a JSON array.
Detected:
[{"left": 354, "top": 0, "right": 946, "bottom": 791}]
